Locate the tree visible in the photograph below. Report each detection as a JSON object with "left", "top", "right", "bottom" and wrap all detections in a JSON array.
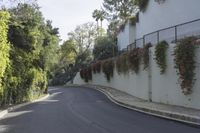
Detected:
[
  {"left": 102, "top": 0, "right": 138, "bottom": 40},
  {"left": 50, "top": 22, "right": 97, "bottom": 85},
  {"left": 40, "top": 20, "right": 60, "bottom": 72},
  {"left": 103, "top": 0, "right": 137, "bottom": 21},
  {"left": 50, "top": 39, "right": 76, "bottom": 85},
  {"left": 0, "top": 0, "right": 37, "bottom": 9},
  {"left": 92, "top": 9, "right": 100, "bottom": 32},
  {"left": 1, "top": 3, "right": 60, "bottom": 105},
  {"left": 59, "top": 39, "right": 76, "bottom": 68},
  {"left": 0, "top": 11, "right": 10, "bottom": 102},
  {"left": 68, "top": 22, "right": 97, "bottom": 58},
  {"left": 99, "top": 10, "right": 107, "bottom": 30},
  {"left": 93, "top": 36, "right": 117, "bottom": 60},
  {"left": 6, "top": 3, "right": 48, "bottom": 103},
  {"left": 92, "top": 9, "right": 107, "bottom": 36},
  {"left": 107, "top": 20, "right": 119, "bottom": 40}
]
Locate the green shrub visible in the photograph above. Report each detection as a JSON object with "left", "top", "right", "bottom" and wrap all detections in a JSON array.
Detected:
[
  {"left": 27, "top": 68, "right": 47, "bottom": 100},
  {"left": 0, "top": 11, "right": 10, "bottom": 102},
  {"left": 1, "top": 65, "right": 18, "bottom": 105}
]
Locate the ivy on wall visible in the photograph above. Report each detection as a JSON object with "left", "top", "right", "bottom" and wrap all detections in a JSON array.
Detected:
[
  {"left": 155, "top": 41, "right": 168, "bottom": 74},
  {"left": 80, "top": 66, "right": 92, "bottom": 83},
  {"left": 79, "top": 36, "right": 199, "bottom": 96},
  {"left": 128, "top": 48, "right": 141, "bottom": 74},
  {"left": 102, "top": 59, "right": 114, "bottom": 82},
  {"left": 116, "top": 53, "right": 129, "bottom": 75},
  {"left": 174, "top": 37, "right": 197, "bottom": 95},
  {"left": 80, "top": 59, "right": 114, "bottom": 82},
  {"left": 92, "top": 61, "right": 101, "bottom": 74}
]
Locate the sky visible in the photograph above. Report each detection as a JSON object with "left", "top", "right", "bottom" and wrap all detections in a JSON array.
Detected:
[{"left": 37, "top": 0, "right": 107, "bottom": 42}]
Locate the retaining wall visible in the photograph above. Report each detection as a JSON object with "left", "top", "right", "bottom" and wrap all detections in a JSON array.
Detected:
[{"left": 74, "top": 45, "right": 200, "bottom": 110}]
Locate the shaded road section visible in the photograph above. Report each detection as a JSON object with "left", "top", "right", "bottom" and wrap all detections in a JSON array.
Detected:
[{"left": 0, "top": 86, "right": 199, "bottom": 133}]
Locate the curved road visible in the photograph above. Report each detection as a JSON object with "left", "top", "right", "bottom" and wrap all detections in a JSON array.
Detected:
[{"left": 0, "top": 87, "right": 199, "bottom": 133}]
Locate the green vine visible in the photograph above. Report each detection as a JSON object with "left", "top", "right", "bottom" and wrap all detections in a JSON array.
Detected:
[
  {"left": 174, "top": 37, "right": 196, "bottom": 95},
  {"left": 116, "top": 53, "right": 129, "bottom": 75},
  {"left": 102, "top": 59, "right": 114, "bottom": 82},
  {"left": 80, "top": 69, "right": 85, "bottom": 79},
  {"left": 92, "top": 61, "right": 101, "bottom": 74},
  {"left": 128, "top": 48, "right": 141, "bottom": 74},
  {"left": 80, "top": 66, "right": 92, "bottom": 83},
  {"left": 155, "top": 41, "right": 168, "bottom": 74}
]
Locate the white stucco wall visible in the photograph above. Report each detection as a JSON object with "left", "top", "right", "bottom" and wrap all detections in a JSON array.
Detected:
[
  {"left": 129, "top": 24, "right": 136, "bottom": 45},
  {"left": 118, "top": 0, "right": 200, "bottom": 49},
  {"left": 151, "top": 45, "right": 200, "bottom": 109},
  {"left": 74, "top": 64, "right": 149, "bottom": 100},
  {"left": 136, "top": 0, "right": 200, "bottom": 39},
  {"left": 117, "top": 21, "right": 136, "bottom": 50},
  {"left": 74, "top": 44, "right": 200, "bottom": 110},
  {"left": 117, "top": 24, "right": 129, "bottom": 50}
]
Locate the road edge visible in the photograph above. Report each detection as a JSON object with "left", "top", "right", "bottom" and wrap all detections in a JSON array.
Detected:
[
  {"left": 0, "top": 94, "right": 49, "bottom": 119},
  {"left": 96, "top": 88, "right": 200, "bottom": 128},
  {"left": 66, "top": 84, "right": 200, "bottom": 127}
]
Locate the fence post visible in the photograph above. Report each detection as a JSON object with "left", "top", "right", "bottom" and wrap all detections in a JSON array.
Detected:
[
  {"left": 131, "top": 43, "right": 133, "bottom": 50},
  {"left": 148, "top": 49, "right": 152, "bottom": 102},
  {"left": 157, "top": 31, "right": 159, "bottom": 44},
  {"left": 143, "top": 36, "right": 145, "bottom": 48},
  {"left": 175, "top": 26, "right": 177, "bottom": 43},
  {"left": 134, "top": 40, "right": 136, "bottom": 48}
]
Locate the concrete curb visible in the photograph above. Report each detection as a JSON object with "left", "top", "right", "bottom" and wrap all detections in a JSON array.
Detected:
[
  {"left": 0, "top": 94, "right": 49, "bottom": 119},
  {"left": 68, "top": 84, "right": 200, "bottom": 127}
]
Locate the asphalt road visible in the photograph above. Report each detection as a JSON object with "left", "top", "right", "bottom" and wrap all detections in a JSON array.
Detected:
[{"left": 0, "top": 86, "right": 199, "bottom": 133}]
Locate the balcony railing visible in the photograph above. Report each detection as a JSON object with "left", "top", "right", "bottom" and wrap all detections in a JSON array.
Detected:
[{"left": 127, "top": 18, "right": 200, "bottom": 50}]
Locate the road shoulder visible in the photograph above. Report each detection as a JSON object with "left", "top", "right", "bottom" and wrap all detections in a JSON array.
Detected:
[{"left": 0, "top": 94, "right": 49, "bottom": 119}]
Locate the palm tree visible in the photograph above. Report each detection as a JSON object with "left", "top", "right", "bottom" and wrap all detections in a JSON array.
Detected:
[
  {"left": 92, "top": 9, "right": 107, "bottom": 36},
  {"left": 99, "top": 10, "right": 106, "bottom": 29},
  {"left": 92, "top": 9, "right": 100, "bottom": 36},
  {"left": 99, "top": 10, "right": 107, "bottom": 36}
]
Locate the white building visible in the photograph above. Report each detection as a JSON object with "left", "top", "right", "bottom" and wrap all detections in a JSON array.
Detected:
[
  {"left": 117, "top": 20, "right": 136, "bottom": 51},
  {"left": 117, "top": 0, "right": 200, "bottom": 50}
]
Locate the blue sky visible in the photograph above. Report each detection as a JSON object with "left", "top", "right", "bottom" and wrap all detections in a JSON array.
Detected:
[{"left": 38, "top": 0, "right": 107, "bottom": 42}]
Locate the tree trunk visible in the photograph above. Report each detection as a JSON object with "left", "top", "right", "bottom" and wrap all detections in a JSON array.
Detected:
[
  {"left": 97, "top": 20, "right": 99, "bottom": 37},
  {"left": 100, "top": 20, "right": 102, "bottom": 36}
]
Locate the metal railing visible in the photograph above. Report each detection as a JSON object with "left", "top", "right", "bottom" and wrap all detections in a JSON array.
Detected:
[{"left": 127, "top": 18, "right": 200, "bottom": 50}]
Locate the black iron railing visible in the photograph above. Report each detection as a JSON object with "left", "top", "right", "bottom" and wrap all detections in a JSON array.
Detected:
[{"left": 127, "top": 18, "right": 200, "bottom": 50}]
